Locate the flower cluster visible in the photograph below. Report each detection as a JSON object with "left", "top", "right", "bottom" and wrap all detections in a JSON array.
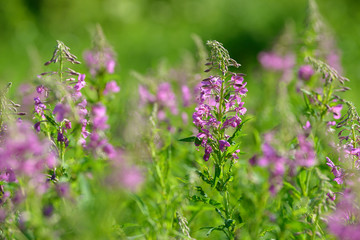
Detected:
[
  {"left": 193, "top": 72, "right": 247, "bottom": 161},
  {"left": 258, "top": 52, "right": 295, "bottom": 72},
  {"left": 190, "top": 44, "right": 241, "bottom": 165},
  {"left": 0, "top": 120, "right": 57, "bottom": 189},
  {"left": 253, "top": 125, "right": 316, "bottom": 195},
  {"left": 84, "top": 47, "right": 116, "bottom": 77},
  {"left": 139, "top": 83, "right": 178, "bottom": 120},
  {"left": 257, "top": 141, "right": 288, "bottom": 195},
  {"left": 298, "top": 64, "right": 315, "bottom": 81},
  {"left": 83, "top": 25, "right": 120, "bottom": 100},
  {"left": 87, "top": 103, "right": 116, "bottom": 159},
  {"left": 33, "top": 41, "right": 90, "bottom": 150},
  {"left": 327, "top": 192, "right": 360, "bottom": 240},
  {"left": 105, "top": 149, "right": 143, "bottom": 191}
]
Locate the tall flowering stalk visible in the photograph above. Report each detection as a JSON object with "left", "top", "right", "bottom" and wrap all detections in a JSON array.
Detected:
[
  {"left": 301, "top": 48, "right": 360, "bottom": 239},
  {"left": 187, "top": 40, "right": 247, "bottom": 239},
  {"left": 83, "top": 25, "right": 119, "bottom": 101},
  {"left": 34, "top": 40, "right": 89, "bottom": 166}
]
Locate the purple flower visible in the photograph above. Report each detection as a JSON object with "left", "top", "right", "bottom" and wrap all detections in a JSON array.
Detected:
[
  {"left": 92, "top": 103, "right": 109, "bottom": 130},
  {"left": 106, "top": 151, "right": 144, "bottom": 191},
  {"left": 223, "top": 116, "right": 242, "bottom": 129},
  {"left": 326, "top": 157, "right": 344, "bottom": 184},
  {"left": 298, "top": 65, "right": 315, "bottom": 81},
  {"left": 77, "top": 99, "right": 88, "bottom": 119},
  {"left": 103, "top": 80, "right": 120, "bottom": 95},
  {"left": 330, "top": 104, "right": 343, "bottom": 119},
  {"left": 103, "top": 143, "right": 116, "bottom": 159},
  {"left": 294, "top": 134, "right": 316, "bottom": 167},
  {"left": 43, "top": 205, "right": 54, "bottom": 217},
  {"left": 120, "top": 166, "right": 144, "bottom": 191},
  {"left": 34, "top": 97, "right": 46, "bottom": 116},
  {"left": 80, "top": 119, "right": 89, "bottom": 138},
  {"left": 57, "top": 131, "right": 69, "bottom": 146},
  {"left": 231, "top": 75, "right": 248, "bottom": 96},
  {"left": 64, "top": 119, "right": 72, "bottom": 130},
  {"left": 219, "top": 140, "right": 230, "bottom": 152},
  {"left": 78, "top": 99, "right": 87, "bottom": 108},
  {"left": 36, "top": 85, "right": 46, "bottom": 94},
  {"left": 0, "top": 169, "right": 17, "bottom": 183},
  {"left": 34, "top": 122, "right": 41, "bottom": 132},
  {"left": 106, "top": 59, "right": 116, "bottom": 74},
  {"left": 303, "top": 121, "right": 311, "bottom": 130},
  {"left": 196, "top": 129, "right": 213, "bottom": 147},
  {"left": 203, "top": 144, "right": 213, "bottom": 161},
  {"left": 327, "top": 191, "right": 336, "bottom": 201},
  {"left": 0, "top": 121, "right": 56, "bottom": 188},
  {"left": 74, "top": 74, "right": 86, "bottom": 91},
  {"left": 193, "top": 104, "right": 213, "bottom": 128},
  {"left": 258, "top": 52, "right": 295, "bottom": 71},
  {"left": 181, "top": 85, "right": 191, "bottom": 107},
  {"left": 199, "top": 76, "right": 222, "bottom": 105},
  {"left": 53, "top": 103, "right": 70, "bottom": 122},
  {"left": 181, "top": 112, "right": 188, "bottom": 125},
  {"left": 156, "top": 83, "right": 178, "bottom": 115},
  {"left": 84, "top": 48, "right": 116, "bottom": 76},
  {"left": 138, "top": 85, "right": 155, "bottom": 105},
  {"left": 327, "top": 193, "right": 360, "bottom": 240},
  {"left": 231, "top": 149, "right": 241, "bottom": 161}
]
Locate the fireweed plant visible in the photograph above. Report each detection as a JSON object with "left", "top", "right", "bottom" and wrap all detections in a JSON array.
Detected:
[
  {"left": 302, "top": 57, "right": 360, "bottom": 238},
  {"left": 83, "top": 25, "right": 119, "bottom": 102},
  {"left": 182, "top": 40, "right": 248, "bottom": 239},
  {"left": 33, "top": 40, "right": 90, "bottom": 168}
]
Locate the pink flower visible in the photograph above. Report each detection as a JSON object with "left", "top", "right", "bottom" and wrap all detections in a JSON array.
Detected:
[
  {"left": 106, "top": 59, "right": 116, "bottom": 74},
  {"left": 219, "top": 140, "right": 230, "bottom": 152},
  {"left": 326, "top": 157, "right": 344, "bottom": 184},
  {"left": 53, "top": 103, "right": 70, "bottom": 122},
  {"left": 330, "top": 104, "right": 343, "bottom": 119},
  {"left": 258, "top": 52, "right": 294, "bottom": 71},
  {"left": 298, "top": 65, "right": 315, "bottom": 81},
  {"left": 181, "top": 85, "right": 192, "bottom": 107},
  {"left": 103, "top": 80, "right": 120, "bottom": 95},
  {"left": 295, "top": 134, "right": 316, "bottom": 167}
]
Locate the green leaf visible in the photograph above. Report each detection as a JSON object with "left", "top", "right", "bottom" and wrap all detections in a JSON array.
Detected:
[
  {"left": 300, "top": 89, "right": 313, "bottom": 96},
  {"left": 215, "top": 208, "right": 226, "bottom": 221},
  {"left": 189, "top": 195, "right": 223, "bottom": 209},
  {"left": 195, "top": 137, "right": 202, "bottom": 146},
  {"left": 283, "top": 181, "right": 301, "bottom": 199},
  {"left": 44, "top": 113, "right": 58, "bottom": 127},
  {"left": 259, "top": 226, "right": 276, "bottom": 237},
  {"left": 297, "top": 170, "right": 307, "bottom": 196},
  {"left": 200, "top": 225, "right": 225, "bottom": 237},
  {"left": 178, "top": 136, "right": 196, "bottom": 142},
  {"left": 195, "top": 186, "right": 207, "bottom": 197},
  {"left": 196, "top": 170, "right": 212, "bottom": 185},
  {"left": 213, "top": 164, "right": 221, "bottom": 188}
]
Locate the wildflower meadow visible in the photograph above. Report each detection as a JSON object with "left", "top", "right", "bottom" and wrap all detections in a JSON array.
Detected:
[{"left": 1, "top": 0, "right": 360, "bottom": 239}]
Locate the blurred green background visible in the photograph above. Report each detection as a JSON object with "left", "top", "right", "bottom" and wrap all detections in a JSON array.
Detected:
[{"left": 1, "top": 0, "right": 360, "bottom": 103}]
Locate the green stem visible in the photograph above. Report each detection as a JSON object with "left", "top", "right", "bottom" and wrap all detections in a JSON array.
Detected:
[
  {"left": 305, "top": 167, "right": 313, "bottom": 197},
  {"left": 311, "top": 208, "right": 320, "bottom": 240}
]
